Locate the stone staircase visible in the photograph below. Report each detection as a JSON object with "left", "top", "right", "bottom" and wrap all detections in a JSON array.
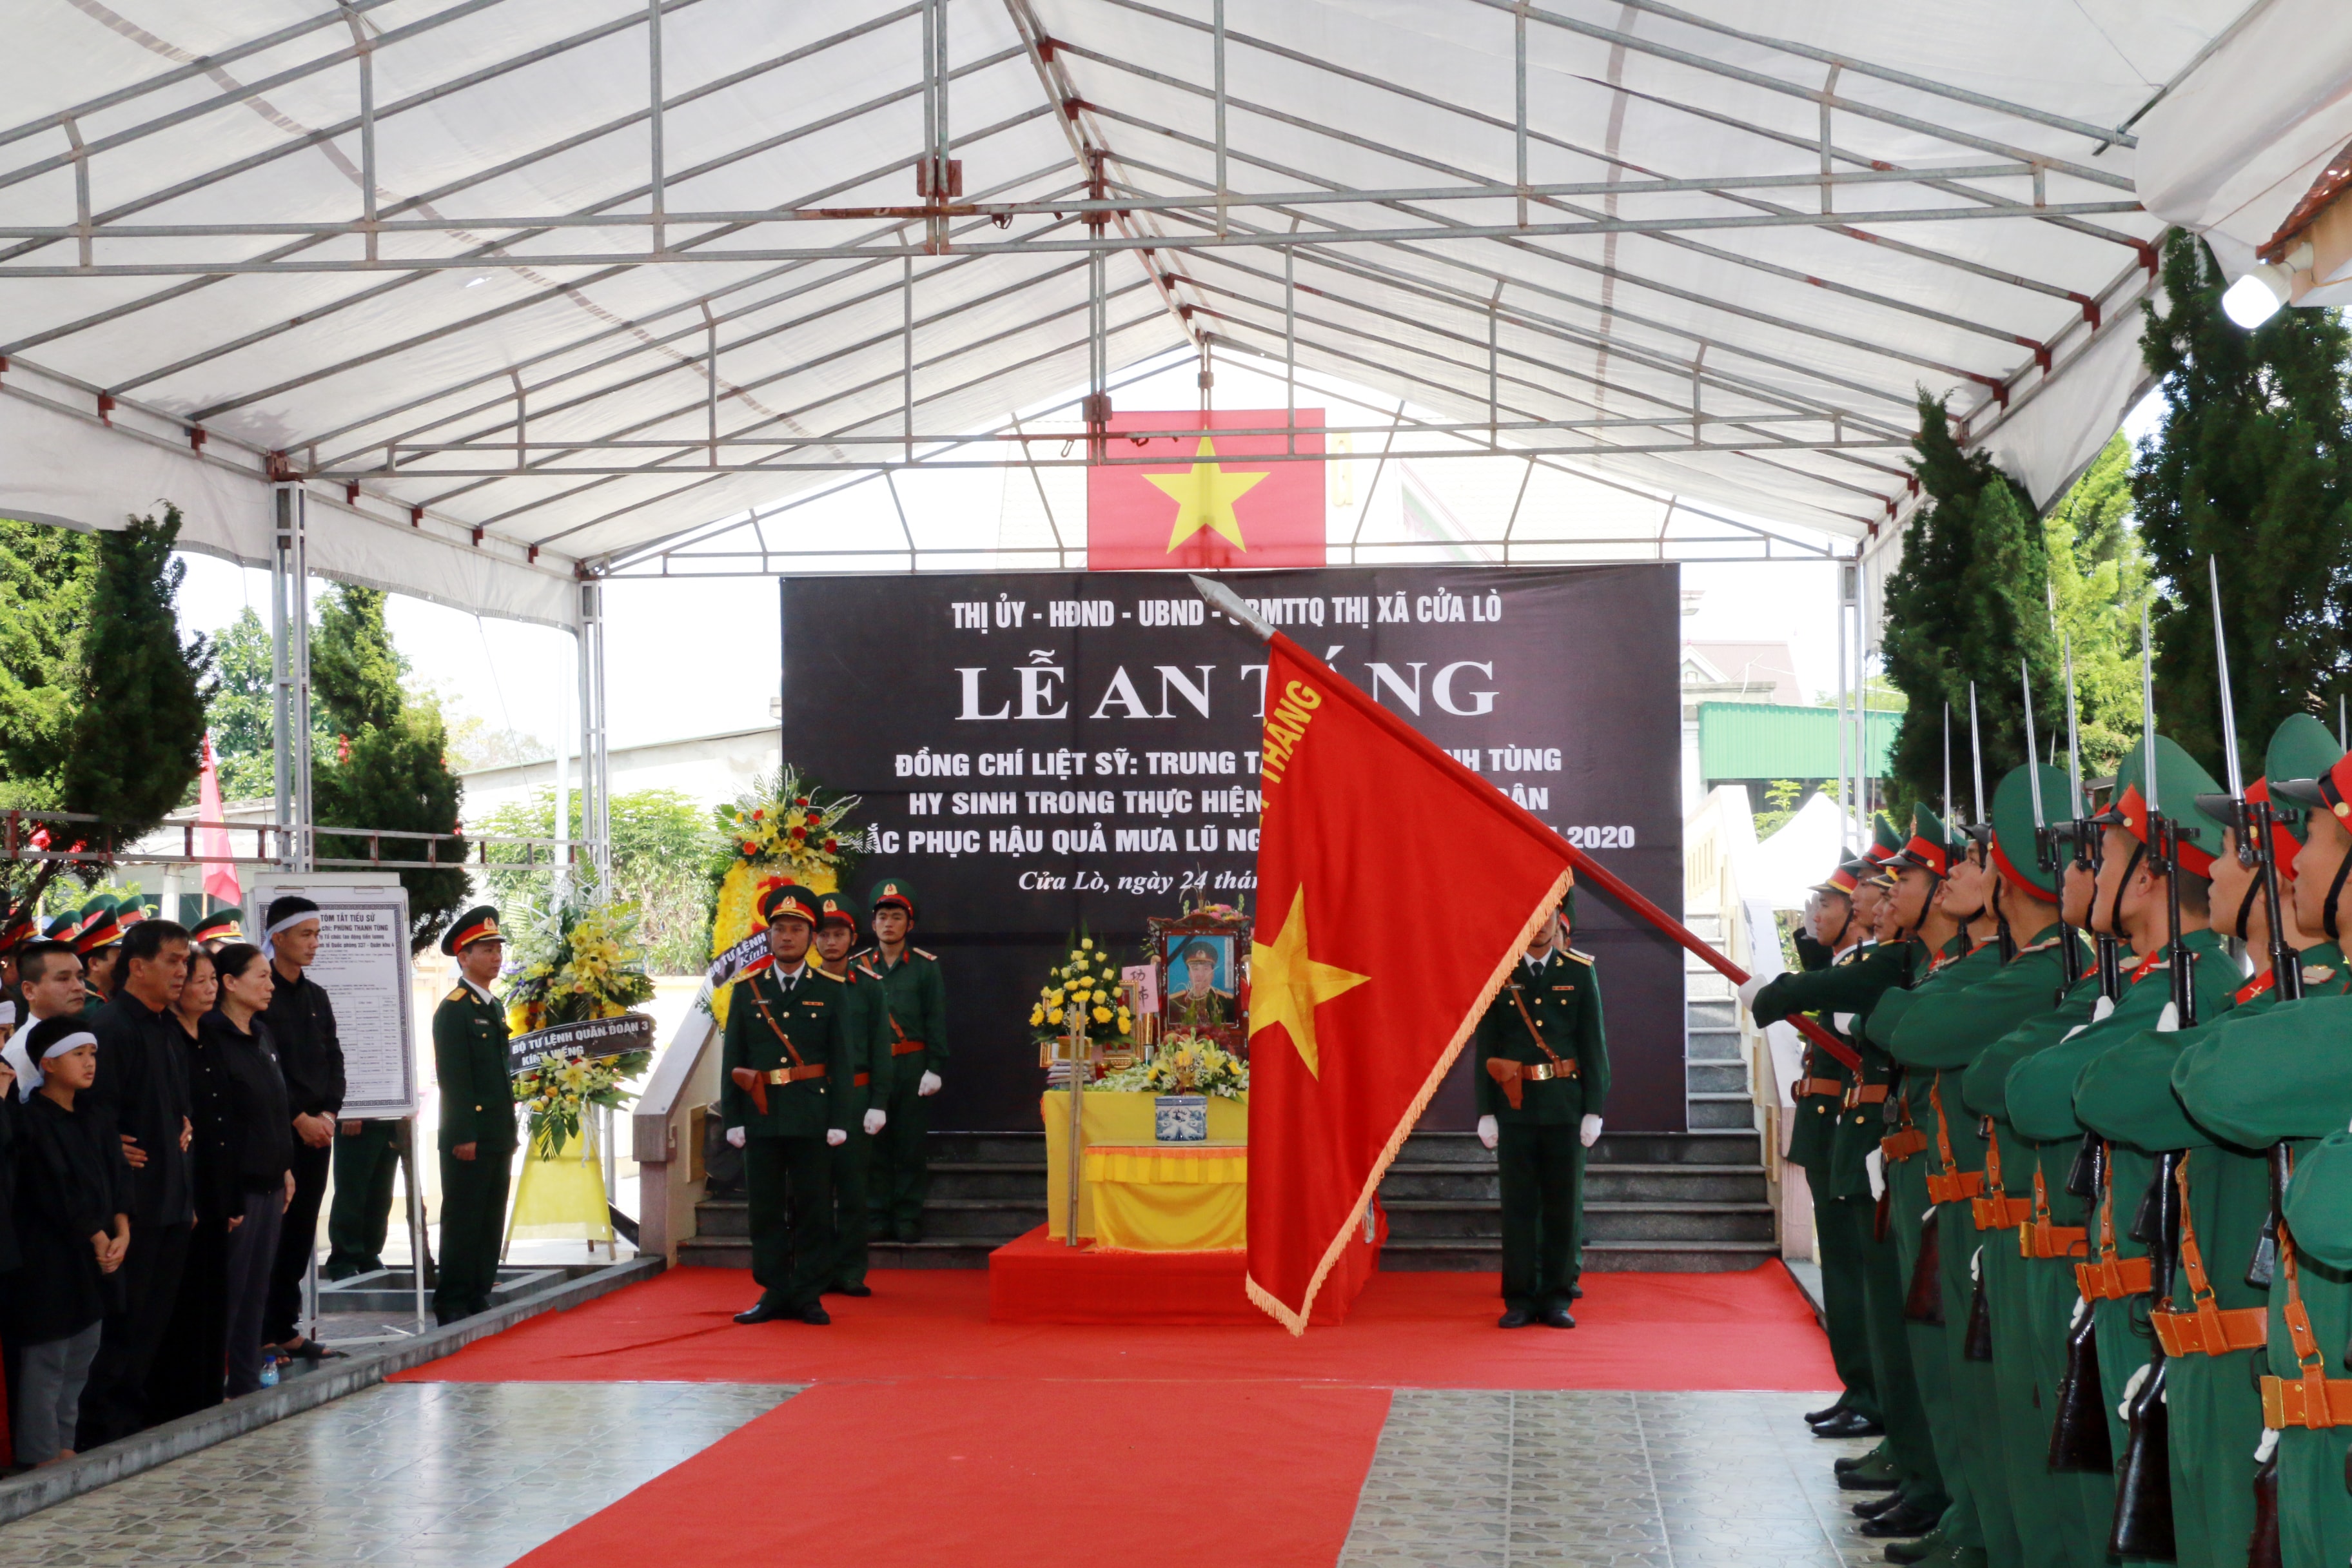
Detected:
[
  {"left": 680, "top": 1132, "right": 1043, "bottom": 1270},
  {"left": 1684, "top": 911, "right": 1756, "bottom": 1130}
]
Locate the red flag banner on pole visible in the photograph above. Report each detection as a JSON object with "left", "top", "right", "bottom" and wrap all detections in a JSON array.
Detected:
[
  {"left": 197, "top": 734, "right": 240, "bottom": 904},
  {"left": 1231, "top": 610, "right": 1860, "bottom": 1333},
  {"left": 1086, "top": 410, "right": 1324, "bottom": 570}
]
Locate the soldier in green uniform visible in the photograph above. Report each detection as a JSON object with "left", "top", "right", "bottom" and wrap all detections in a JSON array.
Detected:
[
  {"left": 1473, "top": 888, "right": 1607, "bottom": 1329},
  {"left": 2004, "top": 736, "right": 2242, "bottom": 1556},
  {"left": 2071, "top": 717, "right": 2337, "bottom": 1568},
  {"left": 1885, "top": 772, "right": 2081, "bottom": 1568},
  {"left": 1747, "top": 820, "right": 1940, "bottom": 1526},
  {"left": 859, "top": 878, "right": 947, "bottom": 1244},
  {"left": 188, "top": 907, "right": 244, "bottom": 952},
  {"left": 1792, "top": 854, "right": 1886, "bottom": 1440},
  {"left": 431, "top": 905, "right": 517, "bottom": 1326},
  {"left": 74, "top": 896, "right": 121, "bottom": 1012},
  {"left": 2173, "top": 734, "right": 2352, "bottom": 1568},
  {"left": 815, "top": 890, "right": 892, "bottom": 1296},
  {"left": 723, "top": 883, "right": 854, "bottom": 1325}
]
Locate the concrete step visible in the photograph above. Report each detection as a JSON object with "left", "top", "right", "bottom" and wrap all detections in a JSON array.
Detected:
[
  {"left": 676, "top": 1234, "right": 997, "bottom": 1270},
  {"left": 1381, "top": 1238, "right": 1779, "bottom": 1273},
  {"left": 1687, "top": 998, "right": 1738, "bottom": 1030},
  {"left": 1379, "top": 1199, "right": 1777, "bottom": 1243},
  {"left": 1395, "top": 1130, "right": 1760, "bottom": 1166},
  {"left": 926, "top": 1161, "right": 1050, "bottom": 1199},
  {"left": 1380, "top": 1162, "right": 1769, "bottom": 1204},
  {"left": 1687, "top": 1095, "right": 1758, "bottom": 1130},
  {"left": 693, "top": 1196, "right": 1041, "bottom": 1242},
  {"left": 1685, "top": 1059, "right": 1748, "bottom": 1093},
  {"left": 926, "top": 1132, "right": 1048, "bottom": 1163},
  {"left": 1685, "top": 1026, "right": 1742, "bottom": 1063}
]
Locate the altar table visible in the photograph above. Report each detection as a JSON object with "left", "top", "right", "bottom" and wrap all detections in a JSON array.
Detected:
[{"left": 1041, "top": 1090, "right": 1248, "bottom": 1245}]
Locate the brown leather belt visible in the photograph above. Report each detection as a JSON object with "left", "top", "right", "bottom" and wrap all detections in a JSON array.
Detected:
[
  {"left": 1796, "top": 1076, "right": 1843, "bottom": 1100},
  {"left": 2076, "top": 1255, "right": 2153, "bottom": 1300},
  {"left": 1927, "top": 1170, "right": 1986, "bottom": 1205},
  {"left": 761, "top": 1064, "right": 830, "bottom": 1085},
  {"left": 1879, "top": 1128, "right": 1926, "bottom": 1162},
  {"left": 2263, "top": 1371, "right": 2352, "bottom": 1428},
  {"left": 890, "top": 1038, "right": 927, "bottom": 1057},
  {"left": 2155, "top": 1304, "right": 2268, "bottom": 1357},
  {"left": 1522, "top": 1059, "right": 1577, "bottom": 1083},
  {"left": 1972, "top": 1194, "right": 2032, "bottom": 1231},
  {"left": 1846, "top": 1083, "right": 1890, "bottom": 1108},
  {"left": 2022, "top": 1222, "right": 2087, "bottom": 1260}
]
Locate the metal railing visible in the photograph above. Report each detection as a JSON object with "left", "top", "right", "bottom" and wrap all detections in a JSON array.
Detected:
[
  {"left": 630, "top": 987, "right": 723, "bottom": 1264},
  {"left": 0, "top": 805, "right": 587, "bottom": 872}
]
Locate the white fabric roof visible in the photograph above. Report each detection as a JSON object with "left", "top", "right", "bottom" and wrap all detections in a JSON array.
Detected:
[{"left": 0, "top": 1, "right": 2255, "bottom": 619}]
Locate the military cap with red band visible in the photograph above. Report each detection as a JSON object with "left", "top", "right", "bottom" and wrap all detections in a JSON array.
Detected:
[
  {"left": 867, "top": 877, "right": 918, "bottom": 919},
  {"left": 439, "top": 904, "right": 504, "bottom": 956},
  {"left": 2086, "top": 733, "right": 2229, "bottom": 877},
  {"left": 1986, "top": 763, "right": 2069, "bottom": 903},
  {"left": 760, "top": 883, "right": 823, "bottom": 928}
]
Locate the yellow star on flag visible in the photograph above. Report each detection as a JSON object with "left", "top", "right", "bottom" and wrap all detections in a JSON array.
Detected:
[
  {"left": 1143, "top": 436, "right": 1269, "bottom": 552},
  {"left": 1248, "top": 887, "right": 1370, "bottom": 1078}
]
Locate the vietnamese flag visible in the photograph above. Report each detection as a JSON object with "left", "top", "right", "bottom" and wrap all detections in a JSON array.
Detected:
[
  {"left": 1244, "top": 631, "right": 1573, "bottom": 1333},
  {"left": 1086, "top": 409, "right": 1325, "bottom": 570}
]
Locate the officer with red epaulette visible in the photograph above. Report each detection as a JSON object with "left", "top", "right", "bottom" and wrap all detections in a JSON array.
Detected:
[
  {"left": 858, "top": 877, "right": 948, "bottom": 1244},
  {"left": 814, "top": 890, "right": 891, "bottom": 1295}
]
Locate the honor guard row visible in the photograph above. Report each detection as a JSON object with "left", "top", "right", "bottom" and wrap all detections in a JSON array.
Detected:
[
  {"left": 721, "top": 877, "right": 946, "bottom": 1326},
  {"left": 1742, "top": 658, "right": 2352, "bottom": 1567}
]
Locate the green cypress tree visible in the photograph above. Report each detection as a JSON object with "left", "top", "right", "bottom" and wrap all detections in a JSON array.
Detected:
[
  {"left": 2044, "top": 433, "right": 2153, "bottom": 779},
  {"left": 0, "top": 519, "right": 94, "bottom": 815},
  {"left": 2135, "top": 230, "right": 2352, "bottom": 777},
  {"left": 57, "top": 506, "right": 211, "bottom": 879},
  {"left": 309, "top": 585, "right": 469, "bottom": 951}
]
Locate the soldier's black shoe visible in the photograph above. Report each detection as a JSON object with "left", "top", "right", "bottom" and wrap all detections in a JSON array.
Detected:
[
  {"left": 734, "top": 1300, "right": 787, "bottom": 1324},
  {"left": 799, "top": 1302, "right": 832, "bottom": 1325},
  {"left": 1833, "top": 1442, "right": 1890, "bottom": 1475},
  {"left": 1496, "top": 1306, "right": 1533, "bottom": 1328},
  {"left": 1853, "top": 1491, "right": 1905, "bottom": 1518},
  {"left": 1812, "top": 1409, "right": 1882, "bottom": 1438},
  {"left": 837, "top": 1283, "right": 872, "bottom": 1297},
  {"left": 1804, "top": 1400, "right": 1847, "bottom": 1424},
  {"left": 1857, "top": 1500, "right": 1939, "bottom": 1538},
  {"left": 1539, "top": 1304, "right": 1576, "bottom": 1329},
  {"left": 1881, "top": 1534, "right": 1940, "bottom": 1563},
  {"left": 1569, "top": 1282, "right": 1583, "bottom": 1300}
]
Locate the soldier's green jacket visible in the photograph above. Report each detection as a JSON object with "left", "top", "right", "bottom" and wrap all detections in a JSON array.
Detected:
[
  {"left": 1755, "top": 936, "right": 1925, "bottom": 1198},
  {"left": 1785, "top": 939, "right": 1865, "bottom": 1171},
  {"left": 1474, "top": 946, "right": 1608, "bottom": 1124},
  {"left": 828, "top": 961, "right": 895, "bottom": 1119},
  {"left": 433, "top": 981, "right": 518, "bottom": 1152},
  {"left": 720, "top": 965, "right": 854, "bottom": 1138},
  {"left": 1889, "top": 933, "right": 2079, "bottom": 1181},
  {"left": 858, "top": 945, "right": 949, "bottom": 1063}
]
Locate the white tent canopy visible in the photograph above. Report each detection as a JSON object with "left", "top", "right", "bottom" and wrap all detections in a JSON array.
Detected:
[{"left": 0, "top": 1, "right": 2255, "bottom": 623}]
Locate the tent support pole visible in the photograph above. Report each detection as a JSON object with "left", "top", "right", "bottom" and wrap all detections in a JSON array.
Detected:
[
  {"left": 576, "top": 582, "right": 611, "bottom": 899},
  {"left": 271, "top": 484, "right": 313, "bottom": 873}
]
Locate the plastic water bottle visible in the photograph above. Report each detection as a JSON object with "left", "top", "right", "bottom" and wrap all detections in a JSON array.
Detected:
[{"left": 258, "top": 1355, "right": 279, "bottom": 1389}]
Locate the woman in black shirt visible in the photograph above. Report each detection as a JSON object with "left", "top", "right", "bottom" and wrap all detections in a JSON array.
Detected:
[
  {"left": 196, "top": 945, "right": 293, "bottom": 1397},
  {"left": 152, "top": 948, "right": 227, "bottom": 1418}
]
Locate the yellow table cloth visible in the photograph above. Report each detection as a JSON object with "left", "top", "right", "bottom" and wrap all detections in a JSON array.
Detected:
[
  {"left": 1082, "top": 1144, "right": 1248, "bottom": 1252},
  {"left": 1041, "top": 1090, "right": 1248, "bottom": 1242}
]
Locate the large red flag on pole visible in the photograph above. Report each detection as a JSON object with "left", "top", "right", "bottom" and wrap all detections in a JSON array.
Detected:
[
  {"left": 196, "top": 734, "right": 240, "bottom": 904},
  {"left": 1191, "top": 580, "right": 1855, "bottom": 1333}
]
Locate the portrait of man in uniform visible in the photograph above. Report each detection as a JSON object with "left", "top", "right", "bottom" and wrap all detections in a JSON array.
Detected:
[{"left": 1161, "top": 934, "right": 1235, "bottom": 1030}]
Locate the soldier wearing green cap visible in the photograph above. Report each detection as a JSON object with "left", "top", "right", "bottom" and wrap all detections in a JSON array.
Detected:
[
  {"left": 1745, "top": 810, "right": 1939, "bottom": 1513},
  {"left": 2171, "top": 729, "right": 2352, "bottom": 1568},
  {"left": 1881, "top": 773, "right": 2084, "bottom": 1568},
  {"left": 432, "top": 904, "right": 515, "bottom": 1325},
  {"left": 1790, "top": 852, "right": 1885, "bottom": 1442},
  {"left": 723, "top": 883, "right": 854, "bottom": 1324},
  {"left": 2003, "top": 734, "right": 2243, "bottom": 1549},
  {"left": 75, "top": 894, "right": 121, "bottom": 1012},
  {"left": 188, "top": 906, "right": 244, "bottom": 951},
  {"left": 1473, "top": 887, "right": 1607, "bottom": 1329},
  {"left": 813, "top": 890, "right": 891, "bottom": 1295},
  {"left": 856, "top": 877, "right": 947, "bottom": 1244}
]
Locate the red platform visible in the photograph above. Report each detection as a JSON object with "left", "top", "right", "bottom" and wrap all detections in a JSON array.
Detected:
[{"left": 987, "top": 1211, "right": 1384, "bottom": 1326}]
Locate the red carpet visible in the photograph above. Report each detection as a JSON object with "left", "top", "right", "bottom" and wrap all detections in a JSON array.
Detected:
[
  {"left": 400, "top": 1261, "right": 1837, "bottom": 1391},
  {"left": 511, "top": 1379, "right": 1391, "bottom": 1568},
  {"left": 988, "top": 1224, "right": 1380, "bottom": 1324}
]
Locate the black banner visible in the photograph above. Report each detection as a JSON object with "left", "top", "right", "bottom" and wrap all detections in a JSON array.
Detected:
[
  {"left": 508, "top": 1013, "right": 657, "bottom": 1076},
  {"left": 781, "top": 565, "right": 1685, "bottom": 1130}
]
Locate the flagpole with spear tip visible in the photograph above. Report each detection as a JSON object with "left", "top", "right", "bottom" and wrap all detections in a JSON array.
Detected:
[
  {"left": 1943, "top": 702, "right": 1954, "bottom": 839},
  {"left": 1968, "top": 681, "right": 1987, "bottom": 831},
  {"left": 2209, "top": 557, "right": 2299, "bottom": 1003},
  {"left": 1186, "top": 573, "right": 1866, "bottom": 1073}
]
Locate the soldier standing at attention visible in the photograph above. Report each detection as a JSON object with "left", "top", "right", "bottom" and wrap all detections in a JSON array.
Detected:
[
  {"left": 814, "top": 891, "right": 890, "bottom": 1297},
  {"left": 188, "top": 908, "right": 244, "bottom": 954},
  {"left": 1475, "top": 888, "right": 1608, "bottom": 1329},
  {"left": 75, "top": 896, "right": 122, "bottom": 1013},
  {"left": 723, "top": 884, "right": 853, "bottom": 1326},
  {"left": 431, "top": 906, "right": 516, "bottom": 1326},
  {"left": 257, "top": 896, "right": 344, "bottom": 1364},
  {"left": 859, "top": 878, "right": 946, "bottom": 1245}
]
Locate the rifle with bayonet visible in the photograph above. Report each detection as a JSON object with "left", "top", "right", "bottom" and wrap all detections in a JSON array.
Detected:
[{"left": 1972, "top": 680, "right": 2014, "bottom": 961}]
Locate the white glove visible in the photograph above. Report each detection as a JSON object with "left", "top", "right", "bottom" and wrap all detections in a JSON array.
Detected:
[
  {"left": 1970, "top": 1245, "right": 1983, "bottom": 1282},
  {"left": 2063, "top": 1025, "right": 2088, "bottom": 1041},
  {"left": 1865, "top": 1147, "right": 1885, "bottom": 1200},
  {"left": 1580, "top": 1114, "right": 1602, "bottom": 1148},
  {"left": 1476, "top": 1114, "right": 1499, "bottom": 1151},
  {"left": 725, "top": 1126, "right": 746, "bottom": 1150},
  {"left": 826, "top": 1127, "right": 848, "bottom": 1147},
  {"left": 2153, "top": 1002, "right": 2179, "bottom": 1033},
  {"left": 2119, "top": 1360, "right": 2151, "bottom": 1422},
  {"left": 863, "top": 1108, "right": 887, "bottom": 1136},
  {"left": 2091, "top": 995, "right": 2116, "bottom": 1023},
  {"left": 2070, "top": 1296, "right": 2088, "bottom": 1328},
  {"left": 1833, "top": 1012, "right": 1855, "bottom": 1034},
  {"left": 1736, "top": 975, "right": 1767, "bottom": 1014},
  {"left": 2255, "top": 1428, "right": 2279, "bottom": 1463},
  {"left": 919, "top": 1070, "right": 942, "bottom": 1097}
]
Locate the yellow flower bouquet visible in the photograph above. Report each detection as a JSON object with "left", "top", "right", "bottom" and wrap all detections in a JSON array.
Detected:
[
  {"left": 1098, "top": 1029, "right": 1250, "bottom": 1101},
  {"left": 501, "top": 898, "right": 656, "bottom": 1154},
  {"left": 1028, "top": 935, "right": 1133, "bottom": 1056}
]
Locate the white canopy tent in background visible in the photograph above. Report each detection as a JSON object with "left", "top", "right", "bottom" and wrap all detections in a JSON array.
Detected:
[{"left": 0, "top": 0, "right": 2277, "bottom": 868}]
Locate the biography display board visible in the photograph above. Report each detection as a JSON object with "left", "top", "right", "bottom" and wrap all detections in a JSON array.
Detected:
[
  {"left": 781, "top": 565, "right": 1684, "bottom": 1130},
  {"left": 248, "top": 876, "right": 418, "bottom": 1119}
]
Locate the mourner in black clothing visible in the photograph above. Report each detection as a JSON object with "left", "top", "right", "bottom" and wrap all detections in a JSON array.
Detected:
[
  {"left": 199, "top": 945, "right": 296, "bottom": 1397},
  {"left": 9, "top": 1017, "right": 131, "bottom": 1468},
  {"left": 257, "top": 897, "right": 344, "bottom": 1362},
  {"left": 77, "top": 919, "right": 193, "bottom": 1448},
  {"left": 146, "top": 948, "right": 228, "bottom": 1422}
]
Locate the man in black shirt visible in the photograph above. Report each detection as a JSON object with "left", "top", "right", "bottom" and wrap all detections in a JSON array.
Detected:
[
  {"left": 77, "top": 917, "right": 193, "bottom": 1446},
  {"left": 259, "top": 896, "right": 345, "bottom": 1362}
]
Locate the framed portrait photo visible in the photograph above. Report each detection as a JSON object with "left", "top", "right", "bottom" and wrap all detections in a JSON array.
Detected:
[{"left": 1160, "top": 931, "right": 1237, "bottom": 1031}]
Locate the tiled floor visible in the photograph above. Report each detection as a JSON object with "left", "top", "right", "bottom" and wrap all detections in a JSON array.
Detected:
[
  {"left": 1338, "top": 1390, "right": 1885, "bottom": 1568},
  {"left": 0, "top": 1382, "right": 1878, "bottom": 1567},
  {"left": 0, "top": 1382, "right": 791, "bottom": 1567}
]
